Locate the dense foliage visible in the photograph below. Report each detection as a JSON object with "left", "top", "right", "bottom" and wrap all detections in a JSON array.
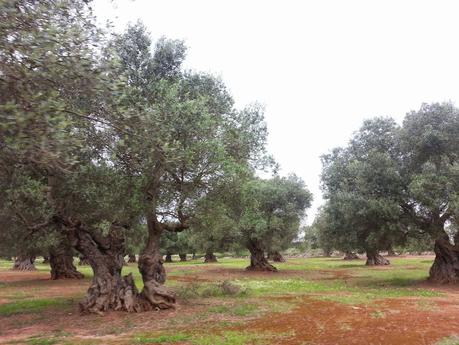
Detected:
[{"left": 0, "top": 0, "right": 312, "bottom": 313}]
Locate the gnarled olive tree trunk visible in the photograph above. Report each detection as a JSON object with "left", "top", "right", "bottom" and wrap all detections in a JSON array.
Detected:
[
  {"left": 246, "top": 239, "right": 277, "bottom": 271},
  {"left": 365, "top": 250, "right": 390, "bottom": 266},
  {"left": 429, "top": 234, "right": 459, "bottom": 284},
  {"left": 49, "top": 240, "right": 84, "bottom": 280},
  {"left": 179, "top": 253, "right": 187, "bottom": 262},
  {"left": 138, "top": 217, "right": 175, "bottom": 310},
  {"left": 343, "top": 251, "right": 359, "bottom": 260},
  {"left": 61, "top": 218, "right": 172, "bottom": 314},
  {"left": 12, "top": 256, "right": 36, "bottom": 271},
  {"left": 127, "top": 254, "right": 137, "bottom": 263},
  {"left": 66, "top": 220, "right": 140, "bottom": 313},
  {"left": 204, "top": 251, "right": 218, "bottom": 263}
]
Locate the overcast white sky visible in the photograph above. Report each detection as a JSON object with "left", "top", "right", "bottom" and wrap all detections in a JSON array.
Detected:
[{"left": 93, "top": 0, "right": 459, "bottom": 223}]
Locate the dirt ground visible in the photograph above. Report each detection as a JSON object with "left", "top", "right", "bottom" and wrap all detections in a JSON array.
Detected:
[{"left": 1, "top": 256, "right": 459, "bottom": 345}]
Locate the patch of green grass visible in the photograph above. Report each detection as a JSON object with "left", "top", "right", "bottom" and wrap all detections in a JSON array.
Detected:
[
  {"left": 208, "top": 303, "right": 258, "bottom": 317},
  {"left": 318, "top": 286, "right": 441, "bottom": 305},
  {"left": 191, "top": 331, "right": 278, "bottom": 345},
  {"left": 0, "top": 298, "right": 72, "bottom": 316},
  {"left": 134, "top": 333, "right": 190, "bottom": 344},
  {"left": 26, "top": 336, "right": 60, "bottom": 345},
  {"left": 208, "top": 305, "right": 230, "bottom": 313},
  {"left": 436, "top": 336, "right": 459, "bottom": 345},
  {"left": 176, "top": 282, "right": 248, "bottom": 301},
  {"left": 232, "top": 304, "right": 258, "bottom": 316}
]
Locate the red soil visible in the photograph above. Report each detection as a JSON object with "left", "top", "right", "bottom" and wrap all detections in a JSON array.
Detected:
[{"left": 233, "top": 296, "right": 459, "bottom": 345}]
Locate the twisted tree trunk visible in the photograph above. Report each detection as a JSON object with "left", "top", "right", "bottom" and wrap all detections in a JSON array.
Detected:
[
  {"left": 429, "top": 234, "right": 459, "bottom": 284},
  {"left": 365, "top": 250, "right": 390, "bottom": 266},
  {"left": 179, "top": 253, "right": 187, "bottom": 262},
  {"left": 12, "top": 256, "right": 36, "bottom": 271},
  {"left": 343, "top": 251, "right": 359, "bottom": 260},
  {"left": 60, "top": 218, "right": 172, "bottom": 314},
  {"left": 127, "top": 254, "right": 137, "bottom": 263},
  {"left": 246, "top": 239, "right": 277, "bottom": 272},
  {"left": 49, "top": 240, "right": 84, "bottom": 280},
  {"left": 204, "top": 251, "right": 218, "bottom": 263},
  {"left": 138, "top": 217, "right": 175, "bottom": 310}
]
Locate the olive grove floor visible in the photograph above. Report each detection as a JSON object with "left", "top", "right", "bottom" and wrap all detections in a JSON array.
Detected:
[{"left": 0, "top": 256, "right": 459, "bottom": 345}]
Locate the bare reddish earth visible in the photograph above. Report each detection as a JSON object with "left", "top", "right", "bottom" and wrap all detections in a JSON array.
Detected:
[
  {"left": 1, "top": 264, "right": 459, "bottom": 345},
  {"left": 233, "top": 296, "right": 459, "bottom": 345}
]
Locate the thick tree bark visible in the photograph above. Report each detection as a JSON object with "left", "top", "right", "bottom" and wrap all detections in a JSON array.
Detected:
[
  {"left": 12, "top": 256, "right": 36, "bottom": 271},
  {"left": 204, "top": 251, "right": 218, "bottom": 263},
  {"left": 164, "top": 253, "right": 173, "bottom": 263},
  {"left": 49, "top": 240, "right": 84, "bottom": 280},
  {"left": 365, "top": 250, "right": 390, "bottom": 266},
  {"left": 127, "top": 254, "right": 137, "bottom": 263},
  {"left": 343, "top": 251, "right": 359, "bottom": 260},
  {"left": 246, "top": 239, "right": 277, "bottom": 272},
  {"left": 138, "top": 215, "right": 175, "bottom": 310},
  {"left": 60, "top": 218, "right": 173, "bottom": 314},
  {"left": 78, "top": 255, "right": 90, "bottom": 266},
  {"left": 429, "top": 234, "right": 459, "bottom": 284},
  {"left": 179, "top": 253, "right": 187, "bottom": 262},
  {"left": 270, "top": 251, "right": 285, "bottom": 262}
]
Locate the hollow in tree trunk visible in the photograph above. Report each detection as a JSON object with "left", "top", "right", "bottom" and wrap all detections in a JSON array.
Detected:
[
  {"left": 270, "top": 251, "right": 285, "bottom": 262},
  {"left": 49, "top": 240, "right": 84, "bottom": 280},
  {"left": 164, "top": 253, "right": 173, "bottom": 263},
  {"left": 429, "top": 234, "right": 459, "bottom": 284},
  {"left": 128, "top": 254, "right": 137, "bottom": 263},
  {"left": 12, "top": 256, "right": 36, "bottom": 271},
  {"left": 365, "top": 250, "right": 390, "bottom": 266},
  {"left": 246, "top": 239, "right": 277, "bottom": 272},
  {"left": 343, "top": 251, "right": 359, "bottom": 260},
  {"left": 204, "top": 251, "right": 218, "bottom": 263},
  {"left": 179, "top": 253, "right": 187, "bottom": 262}
]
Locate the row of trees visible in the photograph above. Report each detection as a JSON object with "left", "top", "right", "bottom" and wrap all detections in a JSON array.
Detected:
[
  {"left": 0, "top": 0, "right": 311, "bottom": 314},
  {"left": 310, "top": 103, "right": 459, "bottom": 283}
]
